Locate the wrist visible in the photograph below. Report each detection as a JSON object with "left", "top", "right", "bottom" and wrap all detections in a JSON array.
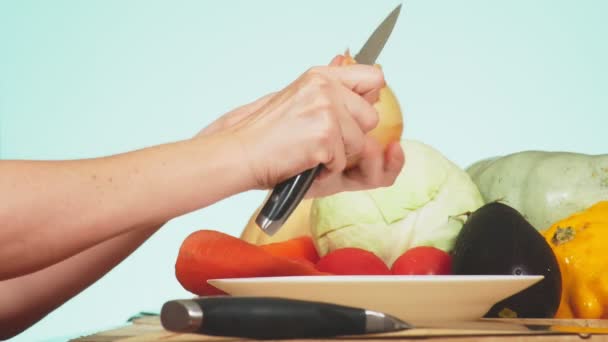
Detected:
[
  {"left": 108, "top": 133, "right": 259, "bottom": 227},
  {"left": 189, "top": 131, "right": 260, "bottom": 194}
]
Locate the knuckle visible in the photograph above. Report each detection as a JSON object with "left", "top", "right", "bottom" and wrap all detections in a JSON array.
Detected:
[
  {"left": 314, "top": 94, "right": 333, "bottom": 111},
  {"left": 317, "top": 133, "right": 332, "bottom": 149},
  {"left": 313, "top": 120, "right": 335, "bottom": 149},
  {"left": 318, "top": 108, "right": 337, "bottom": 134},
  {"left": 304, "top": 67, "right": 329, "bottom": 86},
  {"left": 312, "top": 148, "right": 332, "bottom": 165}
]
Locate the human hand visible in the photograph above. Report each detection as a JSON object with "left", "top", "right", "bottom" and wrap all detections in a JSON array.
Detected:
[{"left": 198, "top": 56, "right": 405, "bottom": 198}]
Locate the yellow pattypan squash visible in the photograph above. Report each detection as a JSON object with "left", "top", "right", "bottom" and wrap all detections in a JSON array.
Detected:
[{"left": 542, "top": 201, "right": 608, "bottom": 319}]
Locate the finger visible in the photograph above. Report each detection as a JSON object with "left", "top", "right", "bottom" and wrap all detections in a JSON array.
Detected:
[
  {"left": 363, "top": 87, "right": 381, "bottom": 104},
  {"left": 336, "top": 103, "right": 367, "bottom": 166},
  {"left": 362, "top": 64, "right": 384, "bottom": 103},
  {"left": 314, "top": 111, "right": 347, "bottom": 179},
  {"left": 337, "top": 85, "right": 379, "bottom": 134},
  {"left": 383, "top": 141, "right": 405, "bottom": 180},
  {"left": 342, "top": 137, "right": 385, "bottom": 190},
  {"left": 320, "top": 133, "right": 347, "bottom": 179},
  {"left": 329, "top": 54, "right": 345, "bottom": 66},
  {"left": 306, "top": 170, "right": 341, "bottom": 198},
  {"left": 317, "top": 64, "right": 385, "bottom": 100}
]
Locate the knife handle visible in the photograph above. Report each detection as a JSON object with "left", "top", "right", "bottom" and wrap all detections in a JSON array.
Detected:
[
  {"left": 161, "top": 297, "right": 366, "bottom": 339},
  {"left": 255, "top": 165, "right": 322, "bottom": 236}
]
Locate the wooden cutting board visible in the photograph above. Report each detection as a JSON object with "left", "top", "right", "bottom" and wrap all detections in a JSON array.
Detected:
[{"left": 72, "top": 316, "right": 608, "bottom": 341}]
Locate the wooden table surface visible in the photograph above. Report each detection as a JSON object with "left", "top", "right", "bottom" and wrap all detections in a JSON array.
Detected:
[{"left": 71, "top": 316, "right": 608, "bottom": 341}]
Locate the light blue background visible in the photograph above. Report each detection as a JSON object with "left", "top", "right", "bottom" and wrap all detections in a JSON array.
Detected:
[{"left": 0, "top": 1, "right": 606, "bottom": 341}]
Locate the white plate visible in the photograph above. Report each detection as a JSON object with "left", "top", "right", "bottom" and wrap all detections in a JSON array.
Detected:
[{"left": 208, "top": 275, "right": 543, "bottom": 324}]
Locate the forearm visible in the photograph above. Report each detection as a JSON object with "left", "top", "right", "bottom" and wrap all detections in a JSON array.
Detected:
[
  {"left": 0, "top": 222, "right": 163, "bottom": 340},
  {"left": 0, "top": 133, "right": 251, "bottom": 279}
]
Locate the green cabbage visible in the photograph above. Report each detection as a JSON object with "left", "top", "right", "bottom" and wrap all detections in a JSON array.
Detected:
[{"left": 310, "top": 140, "right": 485, "bottom": 266}]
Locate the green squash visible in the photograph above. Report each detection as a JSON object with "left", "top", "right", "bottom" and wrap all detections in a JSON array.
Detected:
[{"left": 466, "top": 151, "right": 608, "bottom": 231}]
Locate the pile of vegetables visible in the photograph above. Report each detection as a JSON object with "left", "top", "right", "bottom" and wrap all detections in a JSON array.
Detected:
[
  {"left": 173, "top": 52, "right": 608, "bottom": 320},
  {"left": 464, "top": 151, "right": 608, "bottom": 319},
  {"left": 176, "top": 230, "right": 454, "bottom": 296},
  {"left": 176, "top": 150, "right": 608, "bottom": 320}
]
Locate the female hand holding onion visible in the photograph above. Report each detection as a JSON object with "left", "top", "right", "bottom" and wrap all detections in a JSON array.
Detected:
[
  {"left": 240, "top": 52, "right": 405, "bottom": 245},
  {"left": 198, "top": 53, "right": 405, "bottom": 198}
]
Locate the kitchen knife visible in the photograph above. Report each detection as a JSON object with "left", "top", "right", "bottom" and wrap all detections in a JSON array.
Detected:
[
  {"left": 255, "top": 4, "right": 403, "bottom": 236},
  {"left": 160, "top": 296, "right": 608, "bottom": 339},
  {"left": 160, "top": 296, "right": 411, "bottom": 339}
]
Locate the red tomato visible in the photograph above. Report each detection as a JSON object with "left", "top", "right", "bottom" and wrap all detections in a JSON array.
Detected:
[
  {"left": 316, "top": 248, "right": 391, "bottom": 275},
  {"left": 391, "top": 246, "right": 452, "bottom": 275}
]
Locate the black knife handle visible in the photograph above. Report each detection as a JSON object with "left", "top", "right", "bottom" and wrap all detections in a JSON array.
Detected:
[
  {"left": 255, "top": 165, "right": 322, "bottom": 235},
  {"left": 161, "top": 296, "right": 366, "bottom": 339}
]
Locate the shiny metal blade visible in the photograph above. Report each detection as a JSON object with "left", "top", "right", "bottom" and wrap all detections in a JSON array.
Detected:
[
  {"left": 354, "top": 4, "right": 402, "bottom": 65},
  {"left": 364, "top": 310, "right": 412, "bottom": 333}
]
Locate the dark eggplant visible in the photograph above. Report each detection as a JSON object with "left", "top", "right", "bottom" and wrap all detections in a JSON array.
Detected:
[{"left": 451, "top": 201, "right": 561, "bottom": 318}]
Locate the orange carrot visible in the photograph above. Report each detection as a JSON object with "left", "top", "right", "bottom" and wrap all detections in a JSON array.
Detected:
[
  {"left": 260, "top": 236, "right": 320, "bottom": 264},
  {"left": 175, "top": 230, "right": 326, "bottom": 296}
]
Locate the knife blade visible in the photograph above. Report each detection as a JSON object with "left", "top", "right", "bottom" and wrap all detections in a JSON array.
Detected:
[
  {"left": 160, "top": 296, "right": 411, "bottom": 339},
  {"left": 255, "top": 4, "right": 403, "bottom": 236}
]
